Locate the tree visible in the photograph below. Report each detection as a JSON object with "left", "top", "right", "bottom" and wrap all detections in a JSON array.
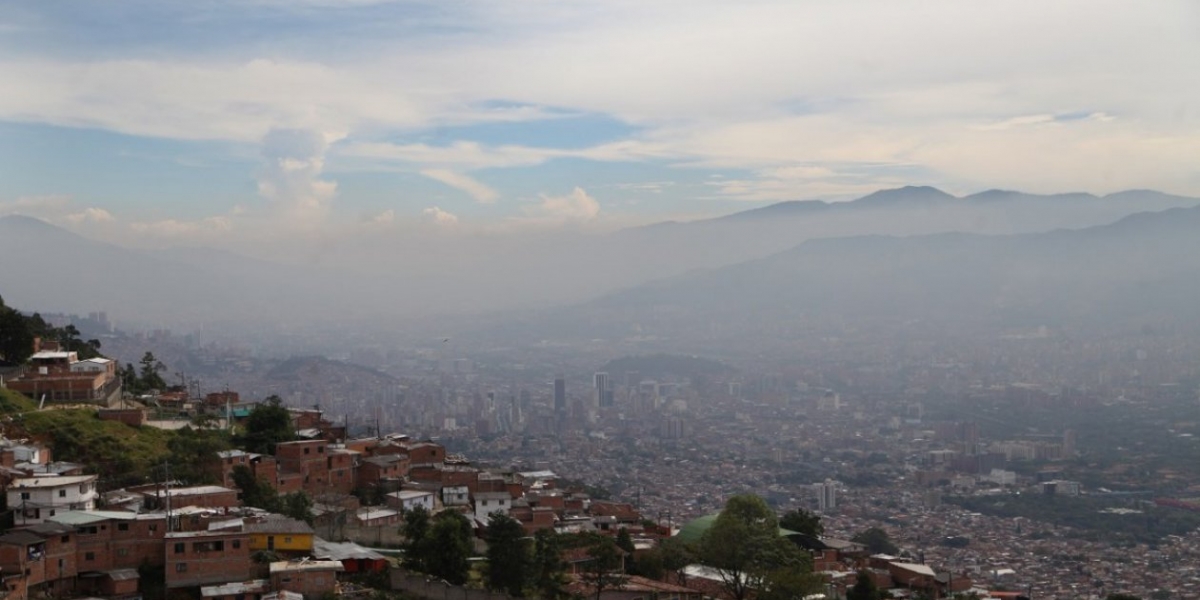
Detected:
[
  {"left": 695, "top": 494, "right": 809, "bottom": 600},
  {"left": 0, "top": 299, "right": 34, "bottom": 364},
  {"left": 658, "top": 537, "right": 693, "bottom": 584},
  {"left": 282, "top": 491, "right": 314, "bottom": 525},
  {"left": 578, "top": 533, "right": 626, "bottom": 600},
  {"left": 401, "top": 505, "right": 432, "bottom": 572},
  {"left": 846, "top": 570, "right": 880, "bottom": 600},
  {"left": 166, "top": 426, "right": 231, "bottom": 485},
  {"left": 238, "top": 396, "right": 295, "bottom": 454},
  {"left": 120, "top": 363, "right": 141, "bottom": 394},
  {"left": 780, "top": 508, "right": 823, "bottom": 538},
  {"left": 758, "top": 568, "right": 825, "bottom": 600},
  {"left": 1106, "top": 595, "right": 1143, "bottom": 600},
  {"left": 532, "top": 529, "right": 568, "bottom": 600},
  {"left": 139, "top": 351, "right": 167, "bottom": 391},
  {"left": 615, "top": 527, "right": 635, "bottom": 554},
  {"left": 423, "top": 511, "right": 474, "bottom": 584},
  {"left": 485, "top": 513, "right": 532, "bottom": 596},
  {"left": 852, "top": 527, "right": 898, "bottom": 555},
  {"left": 231, "top": 465, "right": 280, "bottom": 512}
]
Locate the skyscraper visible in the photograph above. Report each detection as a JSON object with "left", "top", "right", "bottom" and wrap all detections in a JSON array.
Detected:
[
  {"left": 594, "top": 372, "right": 613, "bottom": 408},
  {"left": 814, "top": 480, "right": 837, "bottom": 513},
  {"left": 554, "top": 376, "right": 566, "bottom": 412}
]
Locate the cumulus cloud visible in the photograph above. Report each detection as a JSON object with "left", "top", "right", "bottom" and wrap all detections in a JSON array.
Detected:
[
  {"left": 422, "top": 206, "right": 459, "bottom": 225},
  {"left": 64, "top": 207, "right": 116, "bottom": 224},
  {"left": 369, "top": 209, "right": 395, "bottom": 224},
  {"left": 421, "top": 169, "right": 499, "bottom": 204},
  {"left": 129, "top": 216, "right": 233, "bottom": 237},
  {"left": 528, "top": 187, "right": 600, "bottom": 221},
  {"left": 257, "top": 128, "right": 339, "bottom": 226}
]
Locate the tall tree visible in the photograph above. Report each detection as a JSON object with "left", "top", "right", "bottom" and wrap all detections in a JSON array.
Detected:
[
  {"left": 139, "top": 351, "right": 167, "bottom": 391},
  {"left": 658, "top": 537, "right": 693, "bottom": 584},
  {"left": 695, "top": 494, "right": 809, "bottom": 600},
  {"left": 780, "top": 508, "right": 823, "bottom": 537},
  {"left": 532, "top": 529, "right": 568, "bottom": 600},
  {"left": 401, "top": 505, "right": 432, "bottom": 572},
  {"left": 485, "top": 513, "right": 532, "bottom": 596},
  {"left": 578, "top": 533, "right": 626, "bottom": 600},
  {"left": 238, "top": 395, "right": 295, "bottom": 454},
  {"left": 0, "top": 299, "right": 34, "bottom": 364},
  {"left": 423, "top": 511, "right": 474, "bottom": 584}
]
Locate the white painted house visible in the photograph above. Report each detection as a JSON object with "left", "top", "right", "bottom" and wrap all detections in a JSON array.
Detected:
[
  {"left": 386, "top": 490, "right": 435, "bottom": 513},
  {"left": 8, "top": 475, "right": 99, "bottom": 524},
  {"left": 473, "top": 491, "right": 511, "bottom": 523}
]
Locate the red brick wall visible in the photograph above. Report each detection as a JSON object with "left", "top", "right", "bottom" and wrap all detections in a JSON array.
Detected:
[{"left": 165, "top": 531, "right": 252, "bottom": 589}]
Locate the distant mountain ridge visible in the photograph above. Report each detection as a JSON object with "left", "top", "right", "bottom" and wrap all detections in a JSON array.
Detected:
[
  {"left": 3, "top": 185, "right": 1199, "bottom": 327},
  {"left": 584, "top": 202, "right": 1200, "bottom": 332}
]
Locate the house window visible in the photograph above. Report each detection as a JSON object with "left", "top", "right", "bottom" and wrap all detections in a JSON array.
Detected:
[
  {"left": 118, "top": 523, "right": 129, "bottom": 531},
  {"left": 118, "top": 548, "right": 128, "bottom": 557},
  {"left": 174, "top": 543, "right": 185, "bottom": 554},
  {"left": 176, "top": 563, "right": 187, "bottom": 573},
  {"left": 58, "top": 490, "right": 66, "bottom": 498},
  {"left": 85, "top": 552, "right": 95, "bottom": 561},
  {"left": 304, "top": 448, "right": 310, "bottom": 454},
  {"left": 60, "top": 536, "right": 69, "bottom": 543},
  {"left": 232, "top": 540, "right": 241, "bottom": 549},
  {"left": 284, "top": 537, "right": 292, "bottom": 544},
  {"left": 20, "top": 492, "right": 29, "bottom": 500},
  {"left": 482, "top": 500, "right": 488, "bottom": 506}
]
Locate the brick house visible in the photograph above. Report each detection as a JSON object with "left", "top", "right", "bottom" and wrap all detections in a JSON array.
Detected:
[
  {"left": 269, "top": 560, "right": 343, "bottom": 599},
  {"left": 6, "top": 349, "right": 121, "bottom": 404},
  {"left": 165, "top": 527, "right": 252, "bottom": 589}
]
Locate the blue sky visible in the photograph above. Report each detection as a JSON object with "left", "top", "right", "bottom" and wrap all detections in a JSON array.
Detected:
[{"left": 1, "top": 0, "right": 1197, "bottom": 246}]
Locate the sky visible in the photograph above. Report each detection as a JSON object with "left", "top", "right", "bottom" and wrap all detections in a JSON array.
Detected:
[{"left": 0, "top": 0, "right": 1198, "bottom": 249}]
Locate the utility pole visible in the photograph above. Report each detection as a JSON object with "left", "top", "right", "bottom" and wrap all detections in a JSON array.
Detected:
[{"left": 163, "top": 460, "right": 172, "bottom": 533}]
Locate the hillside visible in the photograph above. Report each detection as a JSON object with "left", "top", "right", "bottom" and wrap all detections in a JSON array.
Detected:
[{"left": 0, "top": 387, "right": 174, "bottom": 488}]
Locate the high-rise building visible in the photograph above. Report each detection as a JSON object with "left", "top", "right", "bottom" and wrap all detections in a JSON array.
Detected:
[
  {"left": 554, "top": 376, "right": 566, "bottom": 412},
  {"left": 594, "top": 372, "right": 613, "bottom": 408},
  {"left": 814, "top": 480, "right": 837, "bottom": 513}
]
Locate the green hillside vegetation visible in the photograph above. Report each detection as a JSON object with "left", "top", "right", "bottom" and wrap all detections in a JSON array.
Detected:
[
  {"left": 20, "top": 408, "right": 174, "bottom": 488},
  {"left": 0, "top": 388, "right": 36, "bottom": 414},
  {"left": 0, "top": 388, "right": 217, "bottom": 489}
]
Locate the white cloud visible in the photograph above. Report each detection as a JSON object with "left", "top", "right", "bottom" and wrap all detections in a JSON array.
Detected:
[
  {"left": 420, "top": 169, "right": 499, "bottom": 203},
  {"left": 257, "top": 128, "right": 339, "bottom": 226},
  {"left": 0, "top": 0, "right": 1197, "bottom": 212},
  {"left": 527, "top": 187, "right": 600, "bottom": 221},
  {"left": 422, "top": 206, "right": 459, "bottom": 225},
  {"left": 64, "top": 207, "right": 115, "bottom": 224},
  {"left": 369, "top": 209, "right": 395, "bottom": 224},
  {"left": 129, "top": 216, "right": 233, "bottom": 237}
]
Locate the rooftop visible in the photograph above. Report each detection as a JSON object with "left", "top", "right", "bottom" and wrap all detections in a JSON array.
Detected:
[{"left": 10, "top": 474, "right": 96, "bottom": 488}]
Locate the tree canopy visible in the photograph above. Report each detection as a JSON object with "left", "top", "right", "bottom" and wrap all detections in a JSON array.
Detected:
[
  {"left": 780, "top": 508, "right": 823, "bottom": 538},
  {"left": 237, "top": 395, "right": 295, "bottom": 454},
  {"left": 852, "top": 527, "right": 899, "bottom": 555},
  {"left": 695, "top": 494, "right": 811, "bottom": 600},
  {"left": 485, "top": 513, "right": 532, "bottom": 596}
]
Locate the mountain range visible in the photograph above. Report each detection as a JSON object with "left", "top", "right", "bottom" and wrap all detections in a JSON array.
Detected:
[{"left": 1, "top": 186, "right": 1198, "bottom": 333}]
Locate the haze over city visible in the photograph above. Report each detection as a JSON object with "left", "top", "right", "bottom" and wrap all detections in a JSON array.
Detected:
[{"left": 2, "top": 4, "right": 1200, "bottom": 599}]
